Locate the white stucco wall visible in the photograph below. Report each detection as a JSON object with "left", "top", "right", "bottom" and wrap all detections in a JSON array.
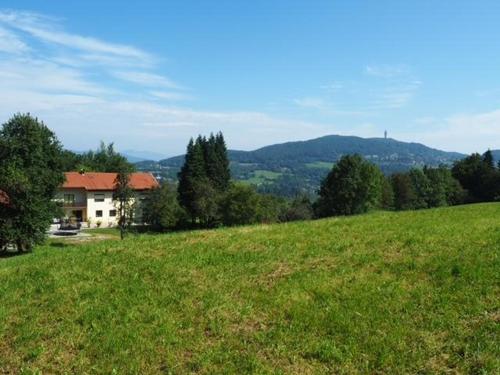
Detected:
[
  {"left": 86, "top": 191, "right": 118, "bottom": 227},
  {"left": 58, "top": 189, "right": 149, "bottom": 228}
]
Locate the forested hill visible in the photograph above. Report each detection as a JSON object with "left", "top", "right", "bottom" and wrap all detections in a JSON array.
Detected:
[{"left": 136, "top": 135, "right": 466, "bottom": 196}]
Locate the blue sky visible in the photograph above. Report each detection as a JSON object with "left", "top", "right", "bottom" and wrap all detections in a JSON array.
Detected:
[{"left": 0, "top": 1, "right": 499, "bottom": 156}]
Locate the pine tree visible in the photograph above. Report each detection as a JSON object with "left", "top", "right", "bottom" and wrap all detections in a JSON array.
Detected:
[
  {"left": 213, "top": 132, "right": 231, "bottom": 191},
  {"left": 483, "top": 150, "right": 494, "bottom": 169},
  {"left": 178, "top": 137, "right": 208, "bottom": 223},
  {"left": 203, "top": 133, "right": 219, "bottom": 187},
  {"left": 177, "top": 132, "right": 231, "bottom": 226}
]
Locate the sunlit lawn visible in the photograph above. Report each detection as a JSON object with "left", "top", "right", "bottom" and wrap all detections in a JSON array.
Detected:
[{"left": 0, "top": 203, "right": 498, "bottom": 373}]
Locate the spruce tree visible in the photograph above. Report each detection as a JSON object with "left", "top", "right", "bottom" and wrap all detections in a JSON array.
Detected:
[
  {"left": 213, "top": 132, "right": 231, "bottom": 191},
  {"left": 203, "top": 133, "right": 219, "bottom": 187},
  {"left": 178, "top": 137, "right": 209, "bottom": 223},
  {"left": 177, "top": 132, "right": 231, "bottom": 226},
  {"left": 483, "top": 150, "right": 494, "bottom": 169}
]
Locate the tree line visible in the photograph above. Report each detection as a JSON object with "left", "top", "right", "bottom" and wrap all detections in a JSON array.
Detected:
[
  {"left": 144, "top": 142, "right": 499, "bottom": 231},
  {"left": 1, "top": 113, "right": 499, "bottom": 252}
]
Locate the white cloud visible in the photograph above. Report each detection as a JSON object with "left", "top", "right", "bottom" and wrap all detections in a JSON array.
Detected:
[
  {"left": 112, "top": 71, "right": 181, "bottom": 89},
  {"left": 399, "top": 110, "right": 500, "bottom": 153},
  {"left": 0, "top": 58, "right": 106, "bottom": 95},
  {"left": 0, "top": 9, "right": 494, "bottom": 155},
  {"left": 149, "top": 91, "right": 193, "bottom": 101},
  {"left": 0, "top": 25, "right": 29, "bottom": 54},
  {"left": 0, "top": 10, "right": 152, "bottom": 64}
]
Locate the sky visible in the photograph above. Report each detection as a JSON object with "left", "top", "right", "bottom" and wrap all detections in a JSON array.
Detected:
[{"left": 0, "top": 0, "right": 499, "bottom": 157}]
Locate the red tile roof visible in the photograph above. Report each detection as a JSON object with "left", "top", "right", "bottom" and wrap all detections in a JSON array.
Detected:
[{"left": 63, "top": 172, "right": 159, "bottom": 191}]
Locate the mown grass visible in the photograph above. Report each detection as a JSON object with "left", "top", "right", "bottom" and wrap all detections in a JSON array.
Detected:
[
  {"left": 0, "top": 203, "right": 499, "bottom": 374},
  {"left": 81, "top": 227, "right": 120, "bottom": 237}
]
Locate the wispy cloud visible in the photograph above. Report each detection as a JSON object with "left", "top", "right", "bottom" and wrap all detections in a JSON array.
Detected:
[
  {"left": 0, "top": 9, "right": 337, "bottom": 153},
  {"left": 0, "top": 10, "right": 152, "bottom": 64},
  {"left": 149, "top": 91, "right": 194, "bottom": 101},
  {"left": 364, "top": 64, "right": 410, "bottom": 78},
  {"left": 112, "top": 71, "right": 182, "bottom": 89},
  {"left": 0, "top": 25, "right": 29, "bottom": 54}
]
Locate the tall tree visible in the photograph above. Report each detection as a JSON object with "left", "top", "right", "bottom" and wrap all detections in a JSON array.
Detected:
[
  {"left": 60, "top": 142, "right": 134, "bottom": 173},
  {"left": 482, "top": 150, "right": 494, "bottom": 169},
  {"left": 380, "top": 176, "right": 395, "bottom": 210},
  {"left": 452, "top": 152, "right": 498, "bottom": 202},
  {"left": 213, "top": 132, "right": 231, "bottom": 191},
  {"left": 178, "top": 137, "right": 209, "bottom": 223},
  {"left": 391, "top": 173, "right": 417, "bottom": 210},
  {"left": 0, "top": 114, "right": 65, "bottom": 251},
  {"left": 315, "top": 154, "right": 384, "bottom": 217},
  {"left": 114, "top": 169, "right": 135, "bottom": 240},
  {"left": 408, "top": 169, "right": 431, "bottom": 209},
  {"left": 177, "top": 133, "right": 231, "bottom": 227}
]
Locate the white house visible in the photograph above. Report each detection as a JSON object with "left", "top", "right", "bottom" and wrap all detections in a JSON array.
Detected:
[{"left": 56, "top": 172, "right": 159, "bottom": 227}]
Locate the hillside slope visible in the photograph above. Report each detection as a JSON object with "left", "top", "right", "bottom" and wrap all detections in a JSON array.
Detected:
[
  {"left": 137, "top": 135, "right": 466, "bottom": 196},
  {"left": 1, "top": 204, "right": 499, "bottom": 373}
]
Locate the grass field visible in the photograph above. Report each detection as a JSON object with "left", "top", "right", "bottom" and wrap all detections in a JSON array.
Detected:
[
  {"left": 243, "top": 170, "right": 283, "bottom": 185},
  {"left": 305, "top": 161, "right": 335, "bottom": 169},
  {"left": 0, "top": 204, "right": 499, "bottom": 374}
]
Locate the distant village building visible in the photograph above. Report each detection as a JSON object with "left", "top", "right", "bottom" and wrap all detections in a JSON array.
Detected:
[{"left": 57, "top": 172, "right": 159, "bottom": 227}]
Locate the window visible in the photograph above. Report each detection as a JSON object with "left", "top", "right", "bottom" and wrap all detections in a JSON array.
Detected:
[
  {"left": 63, "top": 194, "right": 75, "bottom": 204},
  {"left": 95, "top": 210, "right": 103, "bottom": 218},
  {"left": 109, "top": 209, "right": 117, "bottom": 217},
  {"left": 94, "top": 193, "right": 105, "bottom": 202}
]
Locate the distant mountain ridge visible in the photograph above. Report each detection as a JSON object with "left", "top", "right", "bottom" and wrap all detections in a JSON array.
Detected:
[
  {"left": 149, "top": 135, "right": 465, "bottom": 168},
  {"left": 136, "top": 134, "right": 468, "bottom": 196},
  {"left": 121, "top": 150, "right": 169, "bottom": 162}
]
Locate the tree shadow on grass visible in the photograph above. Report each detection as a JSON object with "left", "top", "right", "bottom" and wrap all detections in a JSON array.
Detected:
[
  {"left": 49, "top": 242, "right": 70, "bottom": 248},
  {"left": 0, "top": 249, "right": 30, "bottom": 259}
]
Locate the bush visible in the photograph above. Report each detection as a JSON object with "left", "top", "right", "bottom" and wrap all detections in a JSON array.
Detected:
[
  {"left": 283, "top": 195, "right": 314, "bottom": 221},
  {"left": 219, "top": 183, "right": 261, "bottom": 226},
  {"left": 142, "top": 184, "right": 186, "bottom": 231}
]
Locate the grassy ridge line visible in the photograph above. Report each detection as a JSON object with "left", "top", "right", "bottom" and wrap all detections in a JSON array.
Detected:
[{"left": 0, "top": 204, "right": 499, "bottom": 374}]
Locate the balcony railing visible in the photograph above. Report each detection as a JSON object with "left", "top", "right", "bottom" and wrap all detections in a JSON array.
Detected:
[{"left": 58, "top": 201, "right": 87, "bottom": 208}]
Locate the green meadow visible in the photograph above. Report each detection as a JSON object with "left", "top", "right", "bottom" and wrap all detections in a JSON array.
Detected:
[
  {"left": 0, "top": 204, "right": 499, "bottom": 374},
  {"left": 243, "top": 170, "right": 283, "bottom": 186}
]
